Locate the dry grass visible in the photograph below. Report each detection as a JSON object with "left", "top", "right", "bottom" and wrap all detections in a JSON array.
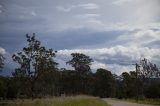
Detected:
[{"left": 0, "top": 95, "right": 109, "bottom": 106}]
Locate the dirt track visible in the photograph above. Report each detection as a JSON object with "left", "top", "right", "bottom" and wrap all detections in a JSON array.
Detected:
[{"left": 103, "top": 98, "right": 154, "bottom": 106}]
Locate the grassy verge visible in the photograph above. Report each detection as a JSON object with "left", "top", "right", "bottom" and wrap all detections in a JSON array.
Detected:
[
  {"left": 0, "top": 95, "right": 109, "bottom": 106},
  {"left": 113, "top": 98, "right": 160, "bottom": 106}
]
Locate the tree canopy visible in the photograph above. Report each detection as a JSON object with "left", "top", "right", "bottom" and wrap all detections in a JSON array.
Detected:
[{"left": 66, "top": 53, "right": 93, "bottom": 75}]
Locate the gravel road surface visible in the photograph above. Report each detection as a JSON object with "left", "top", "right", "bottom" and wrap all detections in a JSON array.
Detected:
[{"left": 103, "top": 98, "right": 154, "bottom": 106}]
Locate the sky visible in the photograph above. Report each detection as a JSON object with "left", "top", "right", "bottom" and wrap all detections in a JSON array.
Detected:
[{"left": 0, "top": 0, "right": 160, "bottom": 75}]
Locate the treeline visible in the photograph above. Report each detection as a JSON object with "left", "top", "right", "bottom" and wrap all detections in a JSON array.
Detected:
[{"left": 0, "top": 34, "right": 160, "bottom": 99}]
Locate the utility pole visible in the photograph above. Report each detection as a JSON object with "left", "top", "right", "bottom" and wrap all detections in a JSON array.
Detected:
[{"left": 118, "top": 60, "right": 141, "bottom": 102}]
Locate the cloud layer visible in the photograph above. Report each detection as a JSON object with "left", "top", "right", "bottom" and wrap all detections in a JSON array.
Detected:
[
  {"left": 0, "top": 0, "right": 160, "bottom": 75},
  {"left": 57, "top": 45, "right": 160, "bottom": 74}
]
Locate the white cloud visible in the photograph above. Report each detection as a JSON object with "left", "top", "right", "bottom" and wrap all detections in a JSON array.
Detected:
[
  {"left": 56, "top": 5, "right": 76, "bottom": 12},
  {"left": 112, "top": 0, "right": 133, "bottom": 6},
  {"left": 0, "top": 47, "right": 6, "bottom": 55},
  {"left": 117, "top": 28, "right": 160, "bottom": 47},
  {"left": 75, "top": 14, "right": 100, "bottom": 19},
  {"left": 91, "top": 61, "right": 107, "bottom": 71},
  {"left": 57, "top": 45, "right": 160, "bottom": 74},
  {"left": 107, "top": 64, "right": 135, "bottom": 75},
  {"left": 134, "top": 30, "right": 160, "bottom": 40},
  {"left": 79, "top": 3, "right": 99, "bottom": 9},
  {"left": 56, "top": 3, "right": 99, "bottom": 13},
  {"left": 58, "top": 46, "right": 160, "bottom": 61}
]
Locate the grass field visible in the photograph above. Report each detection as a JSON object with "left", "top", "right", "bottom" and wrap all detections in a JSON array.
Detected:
[
  {"left": 0, "top": 95, "right": 109, "bottom": 106},
  {"left": 113, "top": 98, "right": 160, "bottom": 106}
]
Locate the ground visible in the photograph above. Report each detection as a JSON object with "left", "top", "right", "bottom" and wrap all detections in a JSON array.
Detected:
[
  {"left": 103, "top": 98, "right": 154, "bottom": 106},
  {"left": 0, "top": 96, "right": 109, "bottom": 106}
]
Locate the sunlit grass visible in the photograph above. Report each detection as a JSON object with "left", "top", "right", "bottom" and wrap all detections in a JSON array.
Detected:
[{"left": 0, "top": 95, "right": 109, "bottom": 106}]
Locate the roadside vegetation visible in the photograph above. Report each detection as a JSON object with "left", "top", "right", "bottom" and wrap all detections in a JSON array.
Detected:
[{"left": 0, "top": 96, "right": 109, "bottom": 106}]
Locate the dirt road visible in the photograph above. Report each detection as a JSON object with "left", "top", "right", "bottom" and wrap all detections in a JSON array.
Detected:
[{"left": 103, "top": 98, "right": 154, "bottom": 106}]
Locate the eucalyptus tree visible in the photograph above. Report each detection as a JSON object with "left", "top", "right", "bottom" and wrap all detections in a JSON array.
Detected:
[
  {"left": 137, "top": 58, "right": 160, "bottom": 97},
  {"left": 139, "top": 58, "right": 160, "bottom": 79},
  {"left": 66, "top": 53, "right": 93, "bottom": 94},
  {"left": 12, "top": 33, "right": 58, "bottom": 98},
  {"left": 66, "top": 53, "right": 93, "bottom": 75}
]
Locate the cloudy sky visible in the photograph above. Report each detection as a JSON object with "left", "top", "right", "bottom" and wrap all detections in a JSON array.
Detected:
[{"left": 0, "top": 0, "right": 160, "bottom": 75}]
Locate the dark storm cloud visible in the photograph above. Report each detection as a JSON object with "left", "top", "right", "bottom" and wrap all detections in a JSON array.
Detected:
[{"left": 39, "top": 29, "right": 125, "bottom": 50}]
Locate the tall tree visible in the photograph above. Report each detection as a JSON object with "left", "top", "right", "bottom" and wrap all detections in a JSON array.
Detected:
[
  {"left": 121, "top": 72, "right": 138, "bottom": 98},
  {"left": 95, "top": 68, "right": 115, "bottom": 97},
  {"left": 139, "top": 58, "right": 160, "bottom": 79},
  {"left": 137, "top": 58, "right": 160, "bottom": 98},
  {"left": 66, "top": 53, "right": 93, "bottom": 94},
  {"left": 12, "top": 34, "right": 57, "bottom": 77},
  {"left": 12, "top": 33, "right": 58, "bottom": 98}
]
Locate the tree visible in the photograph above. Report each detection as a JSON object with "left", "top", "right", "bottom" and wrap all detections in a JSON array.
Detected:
[
  {"left": 95, "top": 68, "right": 115, "bottom": 97},
  {"left": 0, "top": 54, "right": 6, "bottom": 99},
  {"left": 137, "top": 58, "right": 160, "bottom": 98},
  {"left": 145, "top": 78, "right": 160, "bottom": 98},
  {"left": 12, "top": 34, "right": 57, "bottom": 77},
  {"left": 66, "top": 53, "right": 93, "bottom": 94},
  {"left": 139, "top": 58, "right": 160, "bottom": 79},
  {"left": 12, "top": 33, "right": 58, "bottom": 98},
  {"left": 0, "top": 53, "right": 5, "bottom": 71},
  {"left": 66, "top": 53, "right": 93, "bottom": 75},
  {"left": 121, "top": 72, "right": 138, "bottom": 98}
]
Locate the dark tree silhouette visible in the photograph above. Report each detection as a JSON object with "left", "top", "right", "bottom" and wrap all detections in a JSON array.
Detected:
[
  {"left": 66, "top": 53, "right": 93, "bottom": 75},
  {"left": 12, "top": 33, "right": 58, "bottom": 98},
  {"left": 121, "top": 71, "right": 139, "bottom": 98},
  {"left": 137, "top": 58, "right": 160, "bottom": 98},
  {"left": 95, "top": 68, "right": 115, "bottom": 97},
  {"left": 66, "top": 53, "right": 93, "bottom": 94},
  {"left": 12, "top": 34, "right": 57, "bottom": 77},
  {"left": 139, "top": 58, "right": 160, "bottom": 79}
]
